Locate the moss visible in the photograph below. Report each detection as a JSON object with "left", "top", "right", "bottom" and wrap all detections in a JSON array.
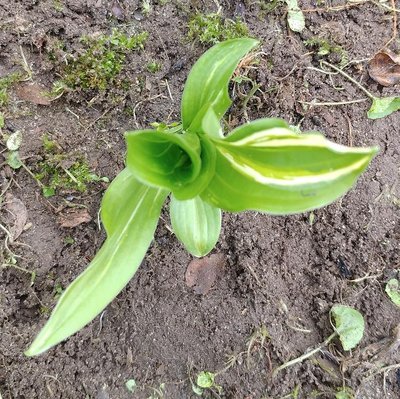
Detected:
[
  {"left": 35, "top": 136, "right": 108, "bottom": 197},
  {"left": 60, "top": 29, "right": 148, "bottom": 91},
  {"left": 188, "top": 13, "right": 249, "bottom": 45},
  {"left": 0, "top": 72, "right": 23, "bottom": 107},
  {"left": 146, "top": 61, "right": 162, "bottom": 73},
  {"left": 304, "top": 37, "right": 349, "bottom": 68}
]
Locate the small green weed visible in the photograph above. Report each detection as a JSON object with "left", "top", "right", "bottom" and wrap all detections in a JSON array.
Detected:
[
  {"left": 53, "top": 281, "right": 64, "bottom": 299},
  {"left": 259, "top": 0, "right": 280, "bottom": 12},
  {"left": 146, "top": 61, "right": 162, "bottom": 73},
  {"left": 0, "top": 72, "right": 23, "bottom": 107},
  {"left": 192, "top": 371, "right": 222, "bottom": 396},
  {"left": 35, "top": 136, "right": 108, "bottom": 197},
  {"left": 147, "top": 383, "right": 165, "bottom": 399},
  {"left": 304, "top": 37, "right": 348, "bottom": 67},
  {"left": 188, "top": 13, "right": 249, "bottom": 45},
  {"left": 56, "top": 29, "right": 148, "bottom": 91},
  {"left": 142, "top": 0, "right": 152, "bottom": 15}
]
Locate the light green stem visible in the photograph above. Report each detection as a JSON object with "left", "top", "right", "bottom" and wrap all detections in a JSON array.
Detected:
[
  {"left": 321, "top": 61, "right": 375, "bottom": 99},
  {"left": 273, "top": 332, "right": 337, "bottom": 376}
]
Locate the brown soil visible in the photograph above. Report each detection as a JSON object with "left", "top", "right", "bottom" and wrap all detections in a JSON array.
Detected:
[{"left": 1, "top": 1, "right": 400, "bottom": 398}]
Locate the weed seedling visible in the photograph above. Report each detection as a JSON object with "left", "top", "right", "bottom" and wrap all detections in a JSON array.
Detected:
[
  {"left": 335, "top": 387, "right": 354, "bottom": 399},
  {"left": 318, "top": 61, "right": 400, "bottom": 119},
  {"left": 192, "top": 371, "right": 222, "bottom": 396},
  {"left": 0, "top": 72, "right": 23, "bottom": 107},
  {"left": 304, "top": 37, "right": 348, "bottom": 67},
  {"left": 146, "top": 61, "right": 162, "bottom": 73},
  {"left": 188, "top": 13, "right": 249, "bottom": 45},
  {"left": 35, "top": 136, "right": 108, "bottom": 197},
  {"left": 142, "top": 0, "right": 152, "bottom": 15},
  {"left": 26, "top": 39, "right": 376, "bottom": 356},
  {"left": 274, "top": 305, "right": 365, "bottom": 376}
]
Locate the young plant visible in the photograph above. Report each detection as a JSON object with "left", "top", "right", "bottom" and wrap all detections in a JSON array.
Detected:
[
  {"left": 274, "top": 305, "right": 365, "bottom": 376},
  {"left": 26, "top": 38, "right": 377, "bottom": 356}
]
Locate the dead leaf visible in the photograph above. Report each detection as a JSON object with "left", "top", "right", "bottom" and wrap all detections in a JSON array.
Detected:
[
  {"left": 15, "top": 83, "right": 51, "bottom": 105},
  {"left": 185, "top": 253, "right": 226, "bottom": 295},
  {"left": 368, "top": 49, "right": 400, "bottom": 87},
  {"left": 111, "top": 1, "right": 125, "bottom": 20},
  {"left": 4, "top": 193, "right": 28, "bottom": 242},
  {"left": 57, "top": 208, "right": 92, "bottom": 228}
]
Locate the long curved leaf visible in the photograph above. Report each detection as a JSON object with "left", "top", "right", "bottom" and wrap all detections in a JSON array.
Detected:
[
  {"left": 125, "top": 130, "right": 201, "bottom": 198},
  {"left": 202, "top": 121, "right": 378, "bottom": 213},
  {"left": 170, "top": 195, "right": 221, "bottom": 257},
  {"left": 181, "top": 38, "right": 259, "bottom": 129},
  {"left": 26, "top": 170, "right": 168, "bottom": 356},
  {"left": 172, "top": 135, "right": 217, "bottom": 200}
]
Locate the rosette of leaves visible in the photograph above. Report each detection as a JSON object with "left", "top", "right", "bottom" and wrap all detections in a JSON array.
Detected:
[{"left": 26, "top": 38, "right": 378, "bottom": 355}]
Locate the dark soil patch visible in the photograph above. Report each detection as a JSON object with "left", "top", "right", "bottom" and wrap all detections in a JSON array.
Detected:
[{"left": 1, "top": 1, "right": 400, "bottom": 398}]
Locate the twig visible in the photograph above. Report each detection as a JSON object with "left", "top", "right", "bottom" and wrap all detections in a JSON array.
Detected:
[
  {"left": 306, "top": 66, "right": 338, "bottom": 75},
  {"left": 383, "top": 0, "right": 398, "bottom": 47},
  {"left": 302, "top": 1, "right": 367, "bottom": 12},
  {"left": 299, "top": 98, "right": 368, "bottom": 106},
  {"left": 19, "top": 46, "right": 33, "bottom": 81},
  {"left": 273, "top": 332, "right": 337, "bottom": 376},
  {"left": 345, "top": 114, "right": 354, "bottom": 146},
  {"left": 350, "top": 273, "right": 382, "bottom": 283},
  {"left": 20, "top": 161, "right": 44, "bottom": 188},
  {"left": 164, "top": 79, "right": 174, "bottom": 102},
  {"left": 84, "top": 107, "right": 112, "bottom": 133},
  {"left": 321, "top": 61, "right": 375, "bottom": 99}
]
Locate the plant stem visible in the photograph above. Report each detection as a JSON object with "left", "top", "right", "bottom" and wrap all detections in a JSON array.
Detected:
[
  {"left": 20, "top": 161, "right": 44, "bottom": 188},
  {"left": 321, "top": 61, "right": 375, "bottom": 100},
  {"left": 273, "top": 332, "right": 337, "bottom": 377},
  {"left": 299, "top": 98, "right": 368, "bottom": 107}
]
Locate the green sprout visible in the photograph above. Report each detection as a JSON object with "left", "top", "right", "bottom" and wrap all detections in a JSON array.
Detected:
[
  {"left": 193, "top": 371, "right": 222, "bottom": 396},
  {"left": 0, "top": 72, "right": 23, "bottom": 107},
  {"left": 35, "top": 135, "right": 108, "bottom": 197},
  {"left": 304, "top": 37, "right": 349, "bottom": 68},
  {"left": 274, "top": 305, "right": 365, "bottom": 376},
  {"left": 146, "top": 61, "right": 162, "bottom": 73},
  {"left": 26, "top": 38, "right": 377, "bottom": 356},
  {"left": 188, "top": 13, "right": 249, "bottom": 45}
]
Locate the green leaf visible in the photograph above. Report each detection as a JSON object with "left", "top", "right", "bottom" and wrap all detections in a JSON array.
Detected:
[
  {"left": 172, "top": 135, "right": 217, "bottom": 200},
  {"left": 42, "top": 186, "right": 55, "bottom": 198},
  {"left": 6, "top": 151, "right": 22, "bottom": 169},
  {"left": 367, "top": 96, "right": 400, "bottom": 119},
  {"left": 192, "top": 384, "right": 204, "bottom": 396},
  {"left": 188, "top": 103, "right": 223, "bottom": 138},
  {"left": 6, "top": 131, "right": 22, "bottom": 151},
  {"left": 125, "top": 379, "right": 137, "bottom": 393},
  {"left": 330, "top": 305, "right": 365, "bottom": 351},
  {"left": 170, "top": 195, "right": 221, "bottom": 257},
  {"left": 125, "top": 130, "right": 203, "bottom": 199},
  {"left": 385, "top": 278, "right": 400, "bottom": 307},
  {"left": 25, "top": 169, "right": 168, "bottom": 356},
  {"left": 286, "top": 0, "right": 305, "bottom": 32},
  {"left": 125, "top": 129, "right": 217, "bottom": 200},
  {"left": 335, "top": 387, "right": 354, "bottom": 399},
  {"left": 196, "top": 371, "right": 216, "bottom": 388},
  {"left": 202, "top": 119, "right": 378, "bottom": 213},
  {"left": 181, "top": 38, "right": 259, "bottom": 129}
]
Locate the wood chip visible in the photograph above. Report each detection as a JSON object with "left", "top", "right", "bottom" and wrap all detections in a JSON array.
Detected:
[
  {"left": 57, "top": 208, "right": 92, "bottom": 228},
  {"left": 15, "top": 83, "right": 51, "bottom": 105},
  {"left": 185, "top": 253, "right": 226, "bottom": 295}
]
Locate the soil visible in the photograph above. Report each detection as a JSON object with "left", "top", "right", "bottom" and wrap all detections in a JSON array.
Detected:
[{"left": 1, "top": 1, "right": 400, "bottom": 398}]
